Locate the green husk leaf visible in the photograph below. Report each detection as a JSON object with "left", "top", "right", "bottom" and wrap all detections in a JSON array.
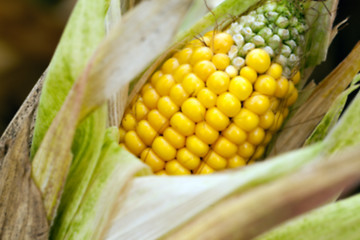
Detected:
[
  {"left": 256, "top": 193, "right": 360, "bottom": 240},
  {"left": 305, "top": 74, "right": 360, "bottom": 145},
  {"left": 54, "top": 127, "right": 150, "bottom": 240}
]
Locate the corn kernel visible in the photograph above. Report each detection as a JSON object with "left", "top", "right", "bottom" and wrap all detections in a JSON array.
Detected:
[
  {"left": 233, "top": 108, "right": 259, "bottom": 132},
  {"left": 286, "top": 88, "right": 298, "bottom": 106},
  {"left": 195, "top": 162, "right": 215, "bottom": 175},
  {"left": 206, "top": 71, "right": 230, "bottom": 94},
  {"left": 175, "top": 48, "right": 193, "bottom": 64},
  {"left": 197, "top": 88, "right": 217, "bottom": 108},
  {"left": 173, "top": 64, "right": 192, "bottom": 83},
  {"left": 166, "top": 160, "right": 191, "bottom": 175},
  {"left": 155, "top": 170, "right": 167, "bottom": 175},
  {"left": 195, "top": 121, "right": 219, "bottom": 144},
  {"left": 205, "top": 107, "right": 230, "bottom": 131},
  {"left": 269, "top": 112, "right": 284, "bottom": 131},
  {"left": 263, "top": 132, "right": 273, "bottom": 145},
  {"left": 292, "top": 71, "right": 301, "bottom": 84},
  {"left": 254, "top": 74, "right": 277, "bottom": 96},
  {"left": 124, "top": 131, "right": 146, "bottom": 156},
  {"left": 222, "top": 123, "right": 247, "bottom": 145},
  {"left": 155, "top": 74, "right": 176, "bottom": 96},
  {"left": 253, "top": 145, "right": 265, "bottom": 160},
  {"left": 225, "top": 65, "right": 238, "bottom": 78},
  {"left": 238, "top": 141, "right": 255, "bottom": 158},
  {"left": 141, "top": 83, "right": 153, "bottom": 95},
  {"left": 259, "top": 110, "right": 275, "bottom": 129},
  {"left": 181, "top": 97, "right": 206, "bottom": 122},
  {"left": 147, "top": 109, "right": 169, "bottom": 133},
  {"left": 287, "top": 81, "right": 295, "bottom": 97},
  {"left": 177, "top": 148, "right": 201, "bottom": 170},
  {"left": 169, "top": 84, "right": 189, "bottom": 106},
  {"left": 227, "top": 155, "right": 247, "bottom": 168},
  {"left": 212, "top": 137, "right": 238, "bottom": 158},
  {"left": 150, "top": 70, "right": 163, "bottom": 86},
  {"left": 182, "top": 73, "right": 205, "bottom": 96},
  {"left": 163, "top": 127, "right": 185, "bottom": 149},
  {"left": 247, "top": 127, "right": 265, "bottom": 145},
  {"left": 210, "top": 32, "right": 234, "bottom": 54},
  {"left": 119, "top": 127, "right": 126, "bottom": 143},
  {"left": 141, "top": 148, "right": 165, "bottom": 172},
  {"left": 122, "top": 113, "right": 136, "bottom": 131},
  {"left": 275, "top": 76, "right": 289, "bottom": 98},
  {"left": 266, "top": 63, "right": 283, "bottom": 79},
  {"left": 170, "top": 112, "right": 195, "bottom": 136},
  {"left": 152, "top": 136, "right": 176, "bottom": 161},
  {"left": 283, "top": 107, "right": 289, "bottom": 118},
  {"left": 229, "top": 76, "right": 253, "bottom": 101},
  {"left": 186, "top": 135, "right": 209, "bottom": 157},
  {"left": 216, "top": 92, "right": 241, "bottom": 117},
  {"left": 204, "top": 151, "right": 227, "bottom": 170},
  {"left": 240, "top": 66, "right": 258, "bottom": 83},
  {"left": 244, "top": 94, "right": 270, "bottom": 115},
  {"left": 157, "top": 96, "right": 179, "bottom": 119},
  {"left": 212, "top": 53, "right": 230, "bottom": 70},
  {"left": 270, "top": 97, "right": 280, "bottom": 111},
  {"left": 190, "top": 46, "right": 213, "bottom": 65},
  {"left": 162, "top": 58, "right": 179, "bottom": 74},
  {"left": 143, "top": 88, "right": 160, "bottom": 109},
  {"left": 245, "top": 48, "right": 271, "bottom": 74},
  {"left": 133, "top": 101, "right": 149, "bottom": 121},
  {"left": 136, "top": 120, "right": 157, "bottom": 146},
  {"left": 193, "top": 60, "right": 216, "bottom": 81}
]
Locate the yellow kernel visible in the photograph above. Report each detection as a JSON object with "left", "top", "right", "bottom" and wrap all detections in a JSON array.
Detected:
[
  {"left": 254, "top": 74, "right": 277, "bottom": 96},
  {"left": 204, "top": 30, "right": 216, "bottom": 38},
  {"left": 205, "top": 107, "right": 230, "bottom": 131},
  {"left": 155, "top": 74, "right": 175, "bottom": 96},
  {"left": 141, "top": 148, "right": 165, "bottom": 172},
  {"left": 266, "top": 63, "right": 283, "bottom": 79},
  {"left": 177, "top": 148, "right": 201, "bottom": 170},
  {"left": 181, "top": 97, "right": 206, "bottom": 122},
  {"left": 193, "top": 60, "right": 217, "bottom": 81},
  {"left": 166, "top": 160, "right": 191, "bottom": 175},
  {"left": 155, "top": 170, "right": 167, "bottom": 175},
  {"left": 197, "top": 88, "right": 217, "bottom": 108},
  {"left": 169, "top": 84, "right": 189, "bottom": 106},
  {"left": 152, "top": 136, "right": 177, "bottom": 161},
  {"left": 233, "top": 108, "right": 259, "bottom": 132},
  {"left": 186, "top": 135, "right": 209, "bottom": 157},
  {"left": 212, "top": 137, "right": 238, "bottom": 158},
  {"left": 270, "top": 97, "right": 280, "bottom": 111},
  {"left": 292, "top": 71, "right": 301, "bottom": 84},
  {"left": 173, "top": 64, "right": 192, "bottom": 83},
  {"left": 122, "top": 113, "right": 136, "bottom": 131},
  {"left": 227, "top": 155, "right": 247, "bottom": 168},
  {"left": 212, "top": 53, "right": 230, "bottom": 70},
  {"left": 143, "top": 88, "right": 160, "bottom": 109},
  {"left": 238, "top": 141, "right": 255, "bottom": 158},
  {"left": 136, "top": 120, "right": 157, "bottom": 146},
  {"left": 157, "top": 96, "right": 179, "bottom": 119},
  {"left": 247, "top": 127, "right": 265, "bottom": 145},
  {"left": 204, "top": 151, "right": 227, "bottom": 170},
  {"left": 287, "top": 81, "right": 295, "bottom": 97},
  {"left": 186, "top": 38, "right": 209, "bottom": 49},
  {"left": 195, "top": 121, "right": 219, "bottom": 144},
  {"left": 133, "top": 101, "right": 149, "bottom": 121},
  {"left": 263, "top": 132, "right": 273, "bottom": 145},
  {"left": 124, "top": 131, "right": 146, "bottom": 156},
  {"left": 283, "top": 107, "right": 289, "bottom": 118},
  {"left": 182, "top": 73, "right": 205, "bottom": 96},
  {"left": 141, "top": 83, "right": 153, "bottom": 95},
  {"left": 222, "top": 123, "right": 247, "bottom": 145},
  {"left": 229, "top": 76, "right": 253, "bottom": 101},
  {"left": 275, "top": 76, "right": 289, "bottom": 98},
  {"left": 176, "top": 48, "right": 193, "bottom": 64},
  {"left": 170, "top": 112, "right": 195, "bottom": 136},
  {"left": 206, "top": 71, "right": 230, "bottom": 94},
  {"left": 195, "top": 162, "right": 215, "bottom": 175},
  {"left": 245, "top": 48, "right": 271, "bottom": 74},
  {"left": 259, "top": 110, "right": 275, "bottom": 129},
  {"left": 147, "top": 109, "right": 169, "bottom": 134},
  {"left": 190, "top": 46, "right": 213, "bottom": 65},
  {"left": 210, "top": 32, "right": 234, "bottom": 54},
  {"left": 163, "top": 127, "right": 185, "bottom": 149},
  {"left": 150, "top": 70, "right": 163, "bottom": 86},
  {"left": 244, "top": 94, "right": 270, "bottom": 115},
  {"left": 161, "top": 58, "right": 179, "bottom": 74},
  {"left": 253, "top": 145, "right": 265, "bottom": 160},
  {"left": 119, "top": 127, "right": 126, "bottom": 143},
  {"left": 269, "top": 112, "right": 284, "bottom": 132},
  {"left": 240, "top": 66, "right": 258, "bottom": 83},
  {"left": 225, "top": 65, "right": 238, "bottom": 78},
  {"left": 216, "top": 92, "right": 241, "bottom": 117},
  {"left": 286, "top": 88, "right": 298, "bottom": 106}
]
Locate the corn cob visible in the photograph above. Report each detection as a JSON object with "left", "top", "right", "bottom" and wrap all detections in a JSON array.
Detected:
[{"left": 119, "top": 0, "right": 305, "bottom": 175}]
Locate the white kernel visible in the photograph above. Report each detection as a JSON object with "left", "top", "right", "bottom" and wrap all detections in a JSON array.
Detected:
[
  {"left": 228, "top": 45, "right": 239, "bottom": 59},
  {"left": 252, "top": 35, "right": 265, "bottom": 47},
  {"left": 263, "top": 46, "right": 274, "bottom": 57},
  {"left": 225, "top": 65, "right": 238, "bottom": 78},
  {"left": 240, "top": 42, "right": 255, "bottom": 56},
  {"left": 232, "top": 57, "right": 245, "bottom": 69},
  {"left": 233, "top": 34, "right": 244, "bottom": 47}
]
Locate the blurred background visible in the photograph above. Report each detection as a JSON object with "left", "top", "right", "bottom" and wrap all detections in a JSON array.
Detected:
[{"left": 0, "top": 0, "right": 359, "bottom": 134}]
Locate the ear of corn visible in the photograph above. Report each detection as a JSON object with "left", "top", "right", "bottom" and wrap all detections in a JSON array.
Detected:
[{"left": 120, "top": 0, "right": 306, "bottom": 175}]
